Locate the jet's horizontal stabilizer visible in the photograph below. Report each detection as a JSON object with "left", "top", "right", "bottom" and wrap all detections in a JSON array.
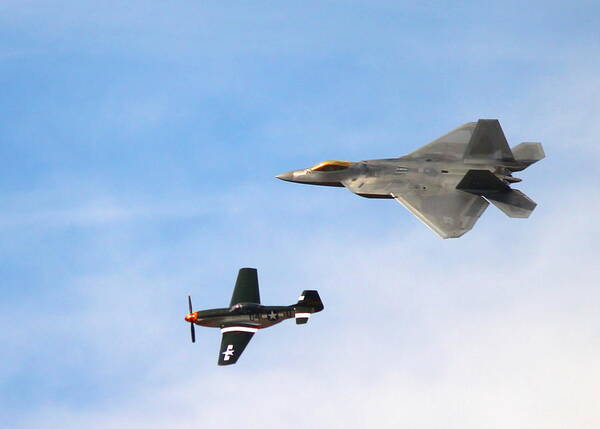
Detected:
[
  {"left": 457, "top": 170, "right": 537, "bottom": 218},
  {"left": 295, "top": 315, "right": 310, "bottom": 324},
  {"left": 456, "top": 169, "right": 510, "bottom": 193},
  {"left": 511, "top": 142, "right": 545, "bottom": 168},
  {"left": 486, "top": 189, "right": 537, "bottom": 218}
]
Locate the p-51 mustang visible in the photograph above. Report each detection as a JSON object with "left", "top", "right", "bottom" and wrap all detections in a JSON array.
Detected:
[
  {"left": 277, "top": 119, "right": 545, "bottom": 239},
  {"left": 184, "top": 268, "right": 324, "bottom": 366}
]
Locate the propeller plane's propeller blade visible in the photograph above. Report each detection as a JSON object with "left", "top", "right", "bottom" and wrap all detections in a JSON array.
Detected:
[{"left": 188, "top": 294, "right": 196, "bottom": 343}]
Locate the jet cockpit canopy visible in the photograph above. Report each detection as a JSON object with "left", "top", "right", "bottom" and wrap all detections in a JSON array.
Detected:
[
  {"left": 230, "top": 302, "right": 263, "bottom": 312},
  {"left": 309, "top": 160, "right": 353, "bottom": 172}
]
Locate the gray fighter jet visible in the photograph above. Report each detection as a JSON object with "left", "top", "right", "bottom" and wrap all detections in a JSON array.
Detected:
[
  {"left": 185, "top": 268, "right": 324, "bottom": 365},
  {"left": 277, "top": 119, "right": 544, "bottom": 238}
]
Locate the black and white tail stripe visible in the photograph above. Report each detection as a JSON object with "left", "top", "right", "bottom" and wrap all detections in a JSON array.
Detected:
[{"left": 221, "top": 326, "right": 258, "bottom": 333}]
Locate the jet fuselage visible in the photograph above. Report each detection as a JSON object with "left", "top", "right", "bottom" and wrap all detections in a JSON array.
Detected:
[{"left": 277, "top": 157, "right": 521, "bottom": 199}]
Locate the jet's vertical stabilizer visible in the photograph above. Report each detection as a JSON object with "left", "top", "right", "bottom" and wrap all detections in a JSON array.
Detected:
[
  {"left": 511, "top": 142, "right": 545, "bottom": 169},
  {"left": 463, "top": 119, "right": 515, "bottom": 163}
]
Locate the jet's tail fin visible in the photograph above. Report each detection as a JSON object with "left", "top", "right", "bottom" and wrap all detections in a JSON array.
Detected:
[
  {"left": 457, "top": 169, "right": 537, "bottom": 218},
  {"left": 292, "top": 290, "right": 324, "bottom": 325},
  {"left": 511, "top": 142, "right": 545, "bottom": 169},
  {"left": 463, "top": 119, "right": 515, "bottom": 164}
]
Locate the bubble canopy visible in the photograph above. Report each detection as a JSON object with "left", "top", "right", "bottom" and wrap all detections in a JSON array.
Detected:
[{"left": 309, "top": 160, "right": 353, "bottom": 172}]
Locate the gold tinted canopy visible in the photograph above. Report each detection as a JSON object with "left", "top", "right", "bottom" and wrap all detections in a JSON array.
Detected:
[{"left": 310, "top": 160, "right": 353, "bottom": 172}]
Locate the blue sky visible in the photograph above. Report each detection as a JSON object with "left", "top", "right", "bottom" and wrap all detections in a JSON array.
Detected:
[{"left": 2, "top": 1, "right": 600, "bottom": 428}]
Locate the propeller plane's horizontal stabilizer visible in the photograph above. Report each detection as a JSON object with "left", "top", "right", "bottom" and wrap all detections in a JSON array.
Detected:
[{"left": 295, "top": 315, "right": 310, "bottom": 324}]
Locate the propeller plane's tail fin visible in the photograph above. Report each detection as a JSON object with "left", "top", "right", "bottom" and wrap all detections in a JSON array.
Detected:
[{"left": 292, "top": 290, "right": 324, "bottom": 325}]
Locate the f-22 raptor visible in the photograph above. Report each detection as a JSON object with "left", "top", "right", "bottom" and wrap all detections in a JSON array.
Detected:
[
  {"left": 184, "top": 268, "right": 324, "bottom": 365},
  {"left": 277, "top": 119, "right": 545, "bottom": 238}
]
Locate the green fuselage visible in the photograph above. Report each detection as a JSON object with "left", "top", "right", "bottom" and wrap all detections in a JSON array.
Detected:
[{"left": 192, "top": 303, "right": 297, "bottom": 329}]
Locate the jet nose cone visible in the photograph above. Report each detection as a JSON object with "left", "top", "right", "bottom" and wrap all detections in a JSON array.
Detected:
[{"left": 276, "top": 171, "right": 294, "bottom": 182}]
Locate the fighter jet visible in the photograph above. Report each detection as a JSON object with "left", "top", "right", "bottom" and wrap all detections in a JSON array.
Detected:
[
  {"left": 277, "top": 119, "right": 544, "bottom": 238},
  {"left": 184, "top": 268, "right": 324, "bottom": 365}
]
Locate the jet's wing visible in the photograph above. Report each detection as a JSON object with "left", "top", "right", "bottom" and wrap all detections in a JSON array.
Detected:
[
  {"left": 407, "top": 122, "right": 477, "bottom": 160},
  {"left": 230, "top": 268, "right": 260, "bottom": 306},
  {"left": 218, "top": 325, "right": 257, "bottom": 366},
  {"left": 391, "top": 188, "right": 489, "bottom": 239}
]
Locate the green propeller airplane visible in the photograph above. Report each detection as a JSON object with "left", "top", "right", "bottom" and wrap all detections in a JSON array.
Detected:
[{"left": 184, "top": 268, "right": 324, "bottom": 366}]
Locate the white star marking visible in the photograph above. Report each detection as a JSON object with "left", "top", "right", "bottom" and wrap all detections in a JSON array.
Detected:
[
  {"left": 267, "top": 311, "right": 278, "bottom": 320},
  {"left": 222, "top": 344, "right": 235, "bottom": 361}
]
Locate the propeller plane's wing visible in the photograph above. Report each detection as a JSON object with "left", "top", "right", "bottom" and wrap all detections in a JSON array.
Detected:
[
  {"left": 230, "top": 268, "right": 260, "bottom": 306},
  {"left": 218, "top": 325, "right": 258, "bottom": 366}
]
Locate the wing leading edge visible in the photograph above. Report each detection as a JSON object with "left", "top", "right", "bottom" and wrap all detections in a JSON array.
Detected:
[
  {"left": 407, "top": 119, "right": 515, "bottom": 164},
  {"left": 218, "top": 326, "right": 257, "bottom": 366},
  {"left": 407, "top": 122, "right": 477, "bottom": 160},
  {"left": 463, "top": 119, "right": 514, "bottom": 163}
]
